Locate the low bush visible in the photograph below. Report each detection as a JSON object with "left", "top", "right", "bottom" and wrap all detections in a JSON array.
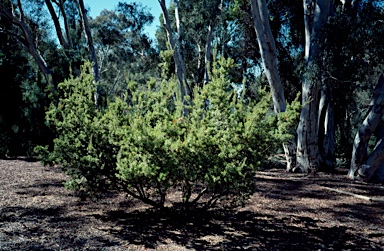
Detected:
[{"left": 36, "top": 61, "right": 297, "bottom": 210}]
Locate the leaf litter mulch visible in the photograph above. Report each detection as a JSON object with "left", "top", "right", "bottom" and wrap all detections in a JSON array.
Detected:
[{"left": 0, "top": 157, "right": 383, "bottom": 251}]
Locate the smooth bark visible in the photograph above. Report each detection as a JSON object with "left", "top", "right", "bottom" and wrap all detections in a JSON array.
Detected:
[
  {"left": 77, "top": 0, "right": 101, "bottom": 106},
  {"left": 250, "top": 0, "right": 286, "bottom": 114},
  {"left": 158, "top": 0, "right": 191, "bottom": 115},
  {"left": 204, "top": 23, "right": 214, "bottom": 84},
  {"left": 45, "top": 0, "right": 68, "bottom": 49},
  {"left": 250, "top": 0, "right": 298, "bottom": 171},
  {"left": 174, "top": 0, "right": 188, "bottom": 91},
  {"left": 55, "top": 0, "right": 73, "bottom": 49},
  {"left": 318, "top": 78, "right": 335, "bottom": 170},
  {"left": 0, "top": 1, "right": 55, "bottom": 91},
  {"left": 296, "top": 0, "right": 332, "bottom": 173},
  {"left": 362, "top": 139, "right": 384, "bottom": 182},
  {"left": 349, "top": 73, "right": 384, "bottom": 181}
]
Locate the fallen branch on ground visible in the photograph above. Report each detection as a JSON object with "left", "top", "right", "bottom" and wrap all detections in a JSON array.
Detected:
[{"left": 321, "top": 186, "right": 384, "bottom": 202}]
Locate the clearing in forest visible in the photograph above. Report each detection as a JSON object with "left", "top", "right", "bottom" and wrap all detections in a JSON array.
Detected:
[{"left": 0, "top": 158, "right": 383, "bottom": 250}]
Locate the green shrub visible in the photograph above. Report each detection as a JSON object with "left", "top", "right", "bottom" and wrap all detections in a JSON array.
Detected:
[
  {"left": 35, "top": 63, "right": 121, "bottom": 196},
  {"left": 36, "top": 61, "right": 297, "bottom": 209}
]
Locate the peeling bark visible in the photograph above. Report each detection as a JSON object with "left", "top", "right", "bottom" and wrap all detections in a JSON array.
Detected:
[
  {"left": 296, "top": 0, "right": 332, "bottom": 173},
  {"left": 283, "top": 139, "right": 297, "bottom": 172}
]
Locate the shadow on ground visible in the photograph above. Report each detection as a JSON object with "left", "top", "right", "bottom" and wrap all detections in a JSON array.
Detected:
[
  {"left": 0, "top": 160, "right": 383, "bottom": 250},
  {"left": 1, "top": 203, "right": 382, "bottom": 250}
]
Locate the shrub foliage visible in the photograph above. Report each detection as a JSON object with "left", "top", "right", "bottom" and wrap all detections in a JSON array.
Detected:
[{"left": 36, "top": 62, "right": 297, "bottom": 210}]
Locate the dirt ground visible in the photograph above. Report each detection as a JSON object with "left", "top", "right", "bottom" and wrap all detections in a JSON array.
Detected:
[{"left": 0, "top": 157, "right": 383, "bottom": 251}]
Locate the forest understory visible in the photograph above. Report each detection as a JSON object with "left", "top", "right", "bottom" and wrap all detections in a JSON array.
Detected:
[{"left": 0, "top": 157, "right": 383, "bottom": 251}]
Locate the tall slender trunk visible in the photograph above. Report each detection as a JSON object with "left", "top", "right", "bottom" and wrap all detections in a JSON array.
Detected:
[
  {"left": 45, "top": 0, "right": 78, "bottom": 76},
  {"left": 296, "top": 0, "right": 332, "bottom": 173},
  {"left": 174, "top": 0, "right": 189, "bottom": 93},
  {"left": 45, "top": 0, "right": 68, "bottom": 49},
  {"left": 77, "top": 0, "right": 101, "bottom": 106},
  {"left": 159, "top": 0, "right": 191, "bottom": 116},
  {"left": 59, "top": 0, "right": 73, "bottom": 49},
  {"left": 250, "top": 0, "right": 298, "bottom": 171},
  {"left": 78, "top": 0, "right": 99, "bottom": 82},
  {"left": 204, "top": 22, "right": 214, "bottom": 85},
  {"left": 318, "top": 77, "right": 335, "bottom": 170},
  {"left": 250, "top": 0, "right": 285, "bottom": 114}
]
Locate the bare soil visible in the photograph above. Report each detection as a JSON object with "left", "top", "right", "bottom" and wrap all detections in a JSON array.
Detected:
[{"left": 0, "top": 157, "right": 383, "bottom": 250}]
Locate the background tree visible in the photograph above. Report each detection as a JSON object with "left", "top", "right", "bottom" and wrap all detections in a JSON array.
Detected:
[
  {"left": 0, "top": 0, "right": 55, "bottom": 90},
  {"left": 0, "top": 0, "right": 54, "bottom": 156},
  {"left": 89, "top": 2, "right": 158, "bottom": 99},
  {"left": 295, "top": 0, "right": 333, "bottom": 173},
  {"left": 0, "top": 0, "right": 101, "bottom": 155}
]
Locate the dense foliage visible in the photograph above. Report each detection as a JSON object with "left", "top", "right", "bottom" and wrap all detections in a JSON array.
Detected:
[{"left": 36, "top": 61, "right": 298, "bottom": 209}]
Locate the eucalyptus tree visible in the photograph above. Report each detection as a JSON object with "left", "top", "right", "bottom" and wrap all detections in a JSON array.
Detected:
[
  {"left": 158, "top": 0, "right": 191, "bottom": 116},
  {"left": 89, "top": 2, "right": 157, "bottom": 98},
  {"left": 78, "top": 0, "right": 98, "bottom": 82},
  {"left": 0, "top": 0, "right": 55, "bottom": 90},
  {"left": 349, "top": 74, "right": 384, "bottom": 182},
  {"left": 157, "top": 0, "right": 234, "bottom": 88},
  {"left": 294, "top": 0, "right": 334, "bottom": 173},
  {"left": 0, "top": 0, "right": 101, "bottom": 89},
  {"left": 248, "top": 0, "right": 384, "bottom": 180},
  {"left": 176, "top": 0, "right": 223, "bottom": 85},
  {"left": 340, "top": 1, "right": 384, "bottom": 182},
  {"left": 0, "top": 0, "right": 58, "bottom": 155},
  {"left": 249, "top": 0, "right": 297, "bottom": 170}
]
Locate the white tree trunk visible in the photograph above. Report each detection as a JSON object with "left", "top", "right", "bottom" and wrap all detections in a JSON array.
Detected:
[
  {"left": 174, "top": 0, "right": 189, "bottom": 92},
  {"left": 362, "top": 139, "right": 384, "bottom": 182},
  {"left": 349, "top": 73, "right": 384, "bottom": 181},
  {"left": 204, "top": 23, "right": 214, "bottom": 85},
  {"left": 250, "top": 0, "right": 286, "bottom": 114},
  {"left": 159, "top": 0, "right": 191, "bottom": 116},
  {"left": 296, "top": 0, "right": 332, "bottom": 173},
  {"left": 250, "top": 0, "right": 298, "bottom": 171}
]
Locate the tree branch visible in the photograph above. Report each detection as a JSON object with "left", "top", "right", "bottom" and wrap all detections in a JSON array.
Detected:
[{"left": 45, "top": 0, "right": 68, "bottom": 48}]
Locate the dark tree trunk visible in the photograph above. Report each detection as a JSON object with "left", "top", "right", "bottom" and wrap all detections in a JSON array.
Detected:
[
  {"left": 77, "top": 0, "right": 101, "bottom": 106},
  {"left": 318, "top": 78, "right": 335, "bottom": 171},
  {"left": 45, "top": 0, "right": 68, "bottom": 49},
  {"left": 78, "top": 0, "right": 99, "bottom": 82}
]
